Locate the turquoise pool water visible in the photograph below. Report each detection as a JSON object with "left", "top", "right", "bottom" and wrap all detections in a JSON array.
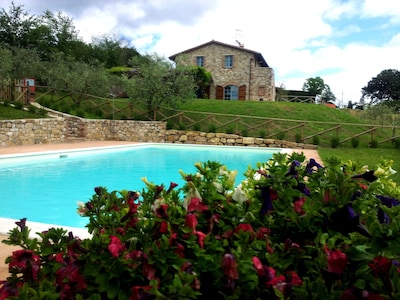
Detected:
[{"left": 0, "top": 144, "right": 278, "bottom": 228}]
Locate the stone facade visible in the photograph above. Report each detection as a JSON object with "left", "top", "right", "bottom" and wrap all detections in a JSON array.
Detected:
[
  {"left": 169, "top": 40, "right": 275, "bottom": 101},
  {"left": 0, "top": 118, "right": 317, "bottom": 150}
]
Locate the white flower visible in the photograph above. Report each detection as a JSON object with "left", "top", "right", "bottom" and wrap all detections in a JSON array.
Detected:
[{"left": 232, "top": 184, "right": 248, "bottom": 204}]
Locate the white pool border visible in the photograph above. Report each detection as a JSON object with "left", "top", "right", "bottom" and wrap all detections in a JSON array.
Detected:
[{"left": 1, "top": 142, "right": 290, "bottom": 238}]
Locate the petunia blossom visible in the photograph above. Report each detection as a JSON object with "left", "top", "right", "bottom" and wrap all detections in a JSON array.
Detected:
[
  {"left": 8, "top": 249, "right": 41, "bottom": 281},
  {"left": 108, "top": 235, "right": 125, "bottom": 257},
  {"left": 325, "top": 247, "right": 348, "bottom": 274}
]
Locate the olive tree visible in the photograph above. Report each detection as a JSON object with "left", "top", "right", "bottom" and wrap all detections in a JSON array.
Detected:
[
  {"left": 42, "top": 53, "right": 111, "bottom": 104},
  {"left": 124, "top": 54, "right": 196, "bottom": 119}
]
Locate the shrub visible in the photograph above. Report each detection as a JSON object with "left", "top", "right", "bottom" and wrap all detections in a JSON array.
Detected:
[
  {"left": 2, "top": 155, "right": 400, "bottom": 299},
  {"left": 226, "top": 127, "right": 234, "bottom": 134},
  {"left": 207, "top": 124, "right": 216, "bottom": 133},
  {"left": 241, "top": 128, "right": 248, "bottom": 137},
  {"left": 14, "top": 101, "right": 24, "bottom": 110},
  {"left": 178, "top": 122, "right": 187, "bottom": 130},
  {"left": 276, "top": 131, "right": 285, "bottom": 140},
  {"left": 312, "top": 135, "right": 320, "bottom": 145},
  {"left": 166, "top": 121, "right": 174, "bottom": 130},
  {"left": 351, "top": 137, "right": 359, "bottom": 148},
  {"left": 369, "top": 140, "right": 379, "bottom": 148},
  {"left": 295, "top": 133, "right": 302, "bottom": 143},
  {"left": 193, "top": 123, "right": 201, "bottom": 131},
  {"left": 258, "top": 130, "right": 266, "bottom": 138},
  {"left": 330, "top": 136, "right": 340, "bottom": 148}
]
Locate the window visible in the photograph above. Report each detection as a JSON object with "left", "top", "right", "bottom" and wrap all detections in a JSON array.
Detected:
[
  {"left": 258, "top": 86, "right": 266, "bottom": 96},
  {"left": 196, "top": 56, "right": 204, "bottom": 67},
  {"left": 224, "top": 55, "right": 233, "bottom": 68},
  {"left": 224, "top": 85, "right": 238, "bottom": 100}
]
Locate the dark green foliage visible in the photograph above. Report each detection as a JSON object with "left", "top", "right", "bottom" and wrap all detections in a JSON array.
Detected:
[
  {"left": 312, "top": 135, "right": 320, "bottom": 145},
  {"left": 295, "top": 132, "right": 302, "bottom": 143},
  {"left": 330, "top": 136, "right": 340, "bottom": 148},
  {"left": 351, "top": 137, "right": 360, "bottom": 148},
  {"left": 369, "top": 140, "right": 378, "bottom": 148},
  {"left": 276, "top": 131, "right": 285, "bottom": 140},
  {"left": 225, "top": 127, "right": 234, "bottom": 134},
  {"left": 207, "top": 124, "right": 216, "bottom": 133}
]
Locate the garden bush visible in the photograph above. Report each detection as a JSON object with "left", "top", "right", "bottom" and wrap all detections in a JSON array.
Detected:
[{"left": 1, "top": 153, "right": 400, "bottom": 299}]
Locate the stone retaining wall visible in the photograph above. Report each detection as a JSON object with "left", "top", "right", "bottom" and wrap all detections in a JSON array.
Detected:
[
  {"left": 0, "top": 117, "right": 316, "bottom": 150},
  {"left": 165, "top": 130, "right": 317, "bottom": 150}
]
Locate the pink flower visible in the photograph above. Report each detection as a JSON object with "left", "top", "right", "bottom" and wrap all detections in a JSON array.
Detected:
[
  {"left": 108, "top": 235, "right": 125, "bottom": 257},
  {"left": 222, "top": 253, "right": 239, "bottom": 289},
  {"left": 252, "top": 256, "right": 265, "bottom": 276},
  {"left": 234, "top": 223, "right": 254, "bottom": 234},
  {"left": 187, "top": 197, "right": 208, "bottom": 213},
  {"left": 325, "top": 247, "right": 348, "bottom": 274},
  {"left": 293, "top": 197, "right": 306, "bottom": 215},
  {"left": 185, "top": 213, "right": 198, "bottom": 232},
  {"left": 196, "top": 231, "right": 207, "bottom": 248}
]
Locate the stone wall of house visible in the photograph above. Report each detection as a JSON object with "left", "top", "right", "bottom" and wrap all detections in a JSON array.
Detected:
[
  {"left": 174, "top": 43, "right": 275, "bottom": 101},
  {"left": 165, "top": 130, "right": 317, "bottom": 150}
]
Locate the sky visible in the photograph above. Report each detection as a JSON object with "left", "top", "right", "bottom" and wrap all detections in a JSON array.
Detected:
[{"left": 2, "top": 0, "right": 400, "bottom": 106}]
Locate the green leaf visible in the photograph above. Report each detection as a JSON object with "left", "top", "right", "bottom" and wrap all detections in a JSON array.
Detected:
[{"left": 346, "top": 245, "right": 375, "bottom": 261}]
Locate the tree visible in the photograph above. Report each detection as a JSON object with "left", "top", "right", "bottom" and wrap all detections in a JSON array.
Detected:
[
  {"left": 362, "top": 69, "right": 400, "bottom": 109},
  {"left": 124, "top": 54, "right": 196, "bottom": 119},
  {"left": 0, "top": 2, "right": 38, "bottom": 49},
  {"left": 191, "top": 66, "right": 212, "bottom": 98},
  {"left": 303, "top": 76, "right": 336, "bottom": 103},
  {"left": 42, "top": 53, "right": 111, "bottom": 104}
]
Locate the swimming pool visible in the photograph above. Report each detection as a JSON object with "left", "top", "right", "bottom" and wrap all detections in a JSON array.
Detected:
[{"left": 0, "top": 143, "right": 281, "bottom": 230}]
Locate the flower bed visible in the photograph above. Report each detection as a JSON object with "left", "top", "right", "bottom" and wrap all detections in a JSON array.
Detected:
[{"left": 1, "top": 153, "right": 400, "bottom": 299}]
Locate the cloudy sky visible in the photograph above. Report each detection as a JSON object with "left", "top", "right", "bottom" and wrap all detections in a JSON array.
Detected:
[{"left": 2, "top": 0, "right": 400, "bottom": 105}]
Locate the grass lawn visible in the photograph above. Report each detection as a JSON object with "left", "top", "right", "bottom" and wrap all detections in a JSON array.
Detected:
[{"left": 318, "top": 147, "right": 400, "bottom": 183}]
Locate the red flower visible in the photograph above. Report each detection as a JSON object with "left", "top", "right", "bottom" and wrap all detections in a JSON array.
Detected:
[
  {"left": 252, "top": 256, "right": 265, "bottom": 276},
  {"left": 159, "top": 220, "right": 169, "bottom": 234},
  {"left": 166, "top": 182, "right": 178, "bottom": 194},
  {"left": 222, "top": 253, "right": 239, "bottom": 289},
  {"left": 293, "top": 197, "right": 306, "bottom": 215},
  {"left": 8, "top": 249, "right": 41, "bottom": 281},
  {"left": 130, "top": 285, "right": 152, "bottom": 300},
  {"left": 108, "top": 235, "right": 125, "bottom": 257},
  {"left": 256, "top": 227, "right": 271, "bottom": 240},
  {"left": 187, "top": 197, "right": 208, "bottom": 213},
  {"left": 156, "top": 204, "right": 168, "bottom": 218},
  {"left": 234, "top": 223, "right": 254, "bottom": 234},
  {"left": 369, "top": 256, "right": 392, "bottom": 277},
  {"left": 185, "top": 213, "right": 198, "bottom": 232},
  {"left": 325, "top": 247, "right": 348, "bottom": 274},
  {"left": 196, "top": 231, "right": 207, "bottom": 248}
]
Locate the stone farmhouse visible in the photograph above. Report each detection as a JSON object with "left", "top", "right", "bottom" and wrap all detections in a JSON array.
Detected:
[{"left": 169, "top": 40, "right": 276, "bottom": 101}]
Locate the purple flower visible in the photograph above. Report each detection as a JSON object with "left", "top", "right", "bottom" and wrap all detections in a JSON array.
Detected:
[
  {"left": 305, "top": 158, "right": 323, "bottom": 174},
  {"left": 329, "top": 205, "right": 371, "bottom": 238},
  {"left": 286, "top": 160, "right": 301, "bottom": 177},
  {"left": 376, "top": 194, "right": 399, "bottom": 207},
  {"left": 15, "top": 218, "right": 26, "bottom": 230},
  {"left": 259, "top": 186, "right": 276, "bottom": 216},
  {"left": 351, "top": 170, "right": 377, "bottom": 182}
]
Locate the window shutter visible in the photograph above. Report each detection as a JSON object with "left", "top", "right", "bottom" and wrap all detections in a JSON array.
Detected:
[
  {"left": 239, "top": 85, "right": 246, "bottom": 100},
  {"left": 216, "top": 86, "right": 224, "bottom": 100}
]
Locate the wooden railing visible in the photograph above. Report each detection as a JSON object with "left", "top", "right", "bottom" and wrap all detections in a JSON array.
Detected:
[{"left": 152, "top": 108, "right": 400, "bottom": 148}]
